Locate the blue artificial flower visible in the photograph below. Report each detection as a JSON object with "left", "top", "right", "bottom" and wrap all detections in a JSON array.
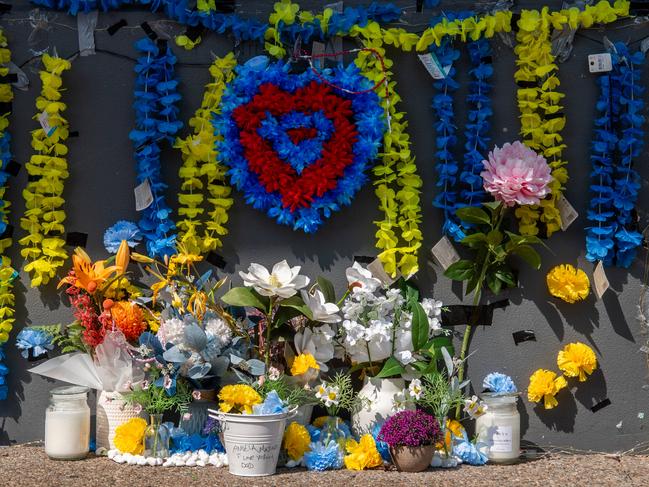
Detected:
[
  {"left": 372, "top": 423, "right": 391, "bottom": 462},
  {"left": 0, "top": 345, "right": 8, "bottom": 401},
  {"left": 252, "top": 390, "right": 287, "bottom": 415},
  {"left": 303, "top": 440, "right": 344, "bottom": 471},
  {"left": 453, "top": 432, "right": 488, "bottom": 466},
  {"left": 15, "top": 329, "right": 54, "bottom": 359},
  {"left": 483, "top": 372, "right": 517, "bottom": 394},
  {"left": 103, "top": 220, "right": 142, "bottom": 253}
]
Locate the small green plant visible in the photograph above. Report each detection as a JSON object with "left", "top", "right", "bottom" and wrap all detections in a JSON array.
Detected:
[
  {"left": 29, "top": 323, "right": 90, "bottom": 355},
  {"left": 315, "top": 371, "right": 357, "bottom": 417},
  {"left": 124, "top": 368, "right": 192, "bottom": 415},
  {"left": 255, "top": 374, "right": 316, "bottom": 407}
]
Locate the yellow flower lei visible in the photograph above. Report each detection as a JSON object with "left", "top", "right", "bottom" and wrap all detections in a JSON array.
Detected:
[
  {"left": 514, "top": 1, "right": 629, "bottom": 236},
  {"left": 557, "top": 342, "right": 597, "bottom": 381},
  {"left": 344, "top": 434, "right": 383, "bottom": 470},
  {"left": 0, "top": 28, "right": 15, "bottom": 346},
  {"left": 527, "top": 368, "right": 567, "bottom": 409},
  {"left": 174, "top": 54, "right": 236, "bottom": 255},
  {"left": 546, "top": 264, "right": 590, "bottom": 303},
  {"left": 416, "top": 10, "right": 512, "bottom": 50},
  {"left": 351, "top": 22, "right": 424, "bottom": 278},
  {"left": 19, "top": 54, "right": 71, "bottom": 287}
]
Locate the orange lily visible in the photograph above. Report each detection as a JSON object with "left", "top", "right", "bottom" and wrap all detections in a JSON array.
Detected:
[
  {"left": 58, "top": 247, "right": 120, "bottom": 294},
  {"left": 115, "top": 240, "right": 130, "bottom": 274}
]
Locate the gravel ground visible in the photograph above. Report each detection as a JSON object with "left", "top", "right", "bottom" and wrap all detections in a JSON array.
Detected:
[{"left": 1, "top": 445, "right": 648, "bottom": 487}]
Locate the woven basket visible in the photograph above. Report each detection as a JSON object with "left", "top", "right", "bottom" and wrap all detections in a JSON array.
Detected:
[{"left": 95, "top": 390, "right": 142, "bottom": 450}]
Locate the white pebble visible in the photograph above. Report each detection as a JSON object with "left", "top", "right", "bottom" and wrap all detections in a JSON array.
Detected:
[
  {"left": 186, "top": 458, "right": 197, "bottom": 467},
  {"left": 174, "top": 459, "right": 185, "bottom": 467},
  {"left": 163, "top": 460, "right": 173, "bottom": 467},
  {"left": 196, "top": 460, "right": 206, "bottom": 467},
  {"left": 95, "top": 447, "right": 108, "bottom": 456},
  {"left": 146, "top": 458, "right": 157, "bottom": 466},
  {"left": 198, "top": 450, "right": 209, "bottom": 462},
  {"left": 137, "top": 456, "right": 147, "bottom": 466},
  {"left": 155, "top": 458, "right": 163, "bottom": 466},
  {"left": 107, "top": 449, "right": 117, "bottom": 460},
  {"left": 126, "top": 457, "right": 138, "bottom": 465},
  {"left": 114, "top": 455, "right": 125, "bottom": 464}
]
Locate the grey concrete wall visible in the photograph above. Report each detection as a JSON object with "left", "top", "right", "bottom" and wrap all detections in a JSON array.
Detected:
[{"left": 1, "top": 0, "right": 648, "bottom": 451}]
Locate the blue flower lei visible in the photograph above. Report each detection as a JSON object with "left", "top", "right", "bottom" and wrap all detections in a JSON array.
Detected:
[
  {"left": 31, "top": 1, "right": 402, "bottom": 45},
  {"left": 129, "top": 38, "right": 182, "bottom": 257},
  {"left": 214, "top": 58, "right": 385, "bottom": 233},
  {"left": 430, "top": 13, "right": 493, "bottom": 242},
  {"left": 586, "top": 42, "right": 645, "bottom": 268}
]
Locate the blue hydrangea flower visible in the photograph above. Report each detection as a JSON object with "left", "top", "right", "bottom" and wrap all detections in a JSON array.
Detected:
[
  {"left": 453, "top": 433, "right": 488, "bottom": 466},
  {"left": 252, "top": 390, "right": 287, "bottom": 415},
  {"left": 103, "top": 220, "right": 142, "bottom": 253},
  {"left": 483, "top": 372, "right": 517, "bottom": 394},
  {"left": 15, "top": 329, "right": 54, "bottom": 359},
  {"left": 303, "top": 440, "right": 344, "bottom": 471}
]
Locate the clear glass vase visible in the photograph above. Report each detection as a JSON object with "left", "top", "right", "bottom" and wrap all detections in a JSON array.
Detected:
[
  {"left": 143, "top": 413, "right": 170, "bottom": 459},
  {"left": 320, "top": 417, "right": 348, "bottom": 450}
]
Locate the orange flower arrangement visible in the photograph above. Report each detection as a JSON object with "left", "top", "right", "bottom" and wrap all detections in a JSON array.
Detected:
[{"left": 111, "top": 301, "right": 147, "bottom": 341}]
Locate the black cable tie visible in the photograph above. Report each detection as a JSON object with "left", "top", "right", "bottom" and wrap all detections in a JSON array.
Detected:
[
  {"left": 214, "top": 0, "right": 236, "bottom": 13},
  {"left": 416, "top": 0, "right": 424, "bottom": 13},
  {"left": 185, "top": 24, "right": 204, "bottom": 42},
  {"left": 590, "top": 398, "right": 611, "bottom": 413},
  {"left": 0, "top": 2, "right": 11, "bottom": 14},
  {"left": 516, "top": 80, "right": 538, "bottom": 89},
  {"left": 206, "top": 251, "right": 226, "bottom": 269},
  {"left": 480, "top": 55, "right": 494, "bottom": 64},
  {"left": 0, "top": 102, "right": 12, "bottom": 114},
  {"left": 511, "top": 12, "right": 521, "bottom": 32},
  {"left": 27, "top": 174, "right": 41, "bottom": 182},
  {"left": 441, "top": 304, "right": 494, "bottom": 327},
  {"left": 512, "top": 329, "right": 536, "bottom": 345},
  {"left": 65, "top": 232, "right": 88, "bottom": 248},
  {"left": 140, "top": 21, "right": 158, "bottom": 41},
  {"left": 630, "top": 1, "right": 649, "bottom": 15},
  {"left": 156, "top": 39, "right": 168, "bottom": 52},
  {"left": 0, "top": 73, "right": 18, "bottom": 83},
  {"left": 5, "top": 160, "right": 20, "bottom": 177},
  {"left": 107, "top": 19, "right": 128, "bottom": 36},
  {"left": 353, "top": 255, "right": 375, "bottom": 264},
  {"left": 0, "top": 224, "right": 13, "bottom": 239},
  {"left": 69, "top": 130, "right": 79, "bottom": 138},
  {"left": 545, "top": 112, "right": 565, "bottom": 120}
]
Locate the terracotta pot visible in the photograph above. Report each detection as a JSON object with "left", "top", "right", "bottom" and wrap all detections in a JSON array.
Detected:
[{"left": 389, "top": 444, "right": 435, "bottom": 472}]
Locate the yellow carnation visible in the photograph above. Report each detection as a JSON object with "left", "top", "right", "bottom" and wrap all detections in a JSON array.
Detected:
[
  {"left": 546, "top": 264, "right": 590, "bottom": 303},
  {"left": 557, "top": 342, "right": 597, "bottom": 382},
  {"left": 527, "top": 369, "right": 567, "bottom": 409},
  {"left": 344, "top": 434, "right": 383, "bottom": 471},
  {"left": 290, "top": 353, "right": 320, "bottom": 376},
  {"left": 218, "top": 384, "right": 262, "bottom": 414},
  {"left": 282, "top": 422, "right": 311, "bottom": 461},
  {"left": 113, "top": 417, "right": 147, "bottom": 455}
]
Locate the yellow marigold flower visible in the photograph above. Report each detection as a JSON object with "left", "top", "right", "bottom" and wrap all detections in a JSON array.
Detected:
[
  {"left": 111, "top": 301, "right": 147, "bottom": 341},
  {"left": 282, "top": 422, "right": 311, "bottom": 461},
  {"left": 546, "top": 264, "right": 590, "bottom": 303},
  {"left": 527, "top": 369, "right": 567, "bottom": 410},
  {"left": 290, "top": 353, "right": 320, "bottom": 376},
  {"left": 113, "top": 417, "right": 147, "bottom": 455},
  {"left": 344, "top": 434, "right": 383, "bottom": 471},
  {"left": 312, "top": 416, "right": 331, "bottom": 429},
  {"left": 557, "top": 342, "right": 597, "bottom": 382},
  {"left": 218, "top": 384, "right": 262, "bottom": 414}
]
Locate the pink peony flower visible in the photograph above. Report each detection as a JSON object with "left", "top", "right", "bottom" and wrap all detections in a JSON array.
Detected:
[{"left": 481, "top": 141, "right": 553, "bottom": 207}]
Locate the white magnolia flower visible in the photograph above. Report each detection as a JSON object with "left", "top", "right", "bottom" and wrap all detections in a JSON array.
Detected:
[
  {"left": 301, "top": 289, "right": 341, "bottom": 323},
  {"left": 422, "top": 298, "right": 443, "bottom": 332},
  {"left": 239, "top": 260, "right": 309, "bottom": 298},
  {"left": 392, "top": 390, "right": 410, "bottom": 413},
  {"left": 463, "top": 395, "right": 488, "bottom": 419},
  {"left": 316, "top": 384, "right": 340, "bottom": 407},
  {"left": 408, "top": 378, "right": 423, "bottom": 400},
  {"left": 345, "top": 262, "right": 382, "bottom": 293},
  {"left": 397, "top": 350, "right": 416, "bottom": 366},
  {"left": 294, "top": 325, "right": 335, "bottom": 371}
]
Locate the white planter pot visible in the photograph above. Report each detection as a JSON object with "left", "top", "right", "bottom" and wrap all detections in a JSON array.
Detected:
[
  {"left": 95, "top": 390, "right": 142, "bottom": 451},
  {"left": 293, "top": 404, "right": 314, "bottom": 426},
  {"left": 351, "top": 377, "right": 408, "bottom": 436},
  {"left": 210, "top": 408, "right": 296, "bottom": 477}
]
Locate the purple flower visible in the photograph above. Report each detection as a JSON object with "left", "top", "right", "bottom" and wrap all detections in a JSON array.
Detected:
[{"left": 377, "top": 410, "right": 441, "bottom": 448}]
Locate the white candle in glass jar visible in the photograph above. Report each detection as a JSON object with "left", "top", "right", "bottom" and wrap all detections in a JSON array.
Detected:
[
  {"left": 475, "top": 393, "right": 520, "bottom": 464},
  {"left": 44, "top": 386, "right": 90, "bottom": 460}
]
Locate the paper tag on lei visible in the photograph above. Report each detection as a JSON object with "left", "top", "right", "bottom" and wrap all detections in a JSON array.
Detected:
[
  {"left": 557, "top": 195, "right": 579, "bottom": 231},
  {"left": 367, "top": 258, "right": 400, "bottom": 286},
  {"left": 593, "top": 261, "right": 610, "bottom": 299},
  {"left": 325, "top": 1, "right": 343, "bottom": 13},
  {"left": 418, "top": 53, "right": 451, "bottom": 79},
  {"left": 588, "top": 53, "right": 612, "bottom": 73},
  {"left": 134, "top": 179, "right": 153, "bottom": 211},
  {"left": 38, "top": 111, "right": 57, "bottom": 137},
  {"left": 641, "top": 37, "right": 649, "bottom": 54},
  {"left": 431, "top": 236, "right": 461, "bottom": 270}
]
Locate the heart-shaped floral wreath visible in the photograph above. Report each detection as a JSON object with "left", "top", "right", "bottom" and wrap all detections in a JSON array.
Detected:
[{"left": 215, "top": 58, "right": 385, "bottom": 233}]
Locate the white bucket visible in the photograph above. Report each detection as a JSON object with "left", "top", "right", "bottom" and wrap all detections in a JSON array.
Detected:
[
  {"left": 208, "top": 407, "right": 296, "bottom": 476},
  {"left": 96, "top": 390, "right": 142, "bottom": 450},
  {"left": 293, "top": 404, "right": 314, "bottom": 426}
]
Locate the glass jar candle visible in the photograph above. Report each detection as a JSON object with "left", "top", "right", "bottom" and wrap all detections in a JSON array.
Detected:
[
  {"left": 45, "top": 386, "right": 91, "bottom": 460},
  {"left": 475, "top": 393, "right": 520, "bottom": 464}
]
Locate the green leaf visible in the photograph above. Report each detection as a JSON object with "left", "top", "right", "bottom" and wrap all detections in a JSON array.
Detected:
[
  {"left": 505, "top": 231, "right": 543, "bottom": 249},
  {"left": 482, "top": 201, "right": 502, "bottom": 212},
  {"left": 425, "top": 335, "right": 454, "bottom": 359},
  {"left": 411, "top": 302, "right": 429, "bottom": 351},
  {"left": 377, "top": 357, "right": 405, "bottom": 378},
  {"left": 487, "top": 229, "right": 503, "bottom": 246},
  {"left": 486, "top": 272, "right": 503, "bottom": 295},
  {"left": 456, "top": 206, "right": 491, "bottom": 225},
  {"left": 316, "top": 276, "right": 336, "bottom": 303},
  {"left": 460, "top": 233, "right": 487, "bottom": 249},
  {"left": 511, "top": 244, "right": 541, "bottom": 269},
  {"left": 494, "top": 268, "right": 516, "bottom": 287},
  {"left": 444, "top": 260, "right": 475, "bottom": 281},
  {"left": 221, "top": 287, "right": 268, "bottom": 309},
  {"left": 278, "top": 295, "right": 313, "bottom": 320}
]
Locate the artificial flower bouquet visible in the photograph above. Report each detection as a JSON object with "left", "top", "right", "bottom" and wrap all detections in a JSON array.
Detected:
[{"left": 339, "top": 262, "right": 448, "bottom": 379}]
